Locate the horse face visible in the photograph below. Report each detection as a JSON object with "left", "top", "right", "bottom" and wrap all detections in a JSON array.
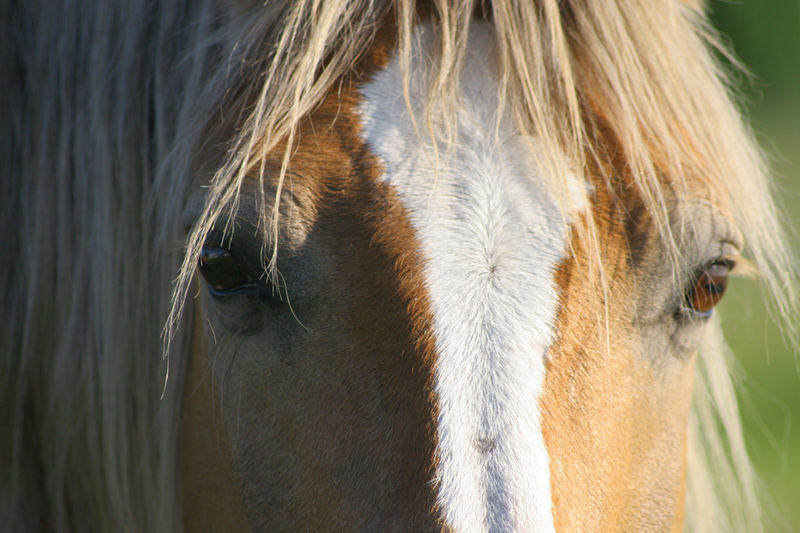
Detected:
[{"left": 183, "top": 22, "right": 741, "bottom": 532}]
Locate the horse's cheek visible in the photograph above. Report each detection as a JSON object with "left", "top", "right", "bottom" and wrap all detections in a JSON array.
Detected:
[{"left": 540, "top": 300, "right": 697, "bottom": 532}]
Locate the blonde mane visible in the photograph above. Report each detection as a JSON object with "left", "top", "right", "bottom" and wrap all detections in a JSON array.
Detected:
[{"left": 2, "top": 1, "right": 795, "bottom": 531}]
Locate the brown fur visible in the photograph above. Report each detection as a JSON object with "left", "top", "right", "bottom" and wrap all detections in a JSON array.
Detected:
[
  {"left": 181, "top": 310, "right": 251, "bottom": 532},
  {"left": 541, "top": 128, "right": 732, "bottom": 530},
  {"left": 182, "top": 47, "right": 444, "bottom": 530},
  {"left": 542, "top": 208, "right": 696, "bottom": 530}
]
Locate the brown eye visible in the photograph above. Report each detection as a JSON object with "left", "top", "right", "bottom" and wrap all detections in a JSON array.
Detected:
[
  {"left": 686, "top": 261, "right": 731, "bottom": 316},
  {"left": 198, "top": 245, "right": 256, "bottom": 295}
]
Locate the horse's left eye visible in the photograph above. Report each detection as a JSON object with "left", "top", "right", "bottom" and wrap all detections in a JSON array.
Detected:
[
  {"left": 685, "top": 261, "right": 731, "bottom": 316},
  {"left": 198, "top": 245, "right": 257, "bottom": 296}
]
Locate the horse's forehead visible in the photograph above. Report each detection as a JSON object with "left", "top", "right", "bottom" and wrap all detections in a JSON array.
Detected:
[{"left": 355, "top": 22, "right": 577, "bottom": 532}]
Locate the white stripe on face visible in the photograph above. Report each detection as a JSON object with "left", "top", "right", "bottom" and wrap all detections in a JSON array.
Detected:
[{"left": 358, "top": 23, "right": 579, "bottom": 533}]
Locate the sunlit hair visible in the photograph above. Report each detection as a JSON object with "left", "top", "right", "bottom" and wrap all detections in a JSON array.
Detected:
[{"left": 2, "top": 1, "right": 795, "bottom": 531}]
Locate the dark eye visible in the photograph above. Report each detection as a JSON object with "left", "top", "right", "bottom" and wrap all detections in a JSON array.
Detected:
[
  {"left": 685, "top": 260, "right": 732, "bottom": 317},
  {"left": 198, "top": 245, "right": 257, "bottom": 296}
]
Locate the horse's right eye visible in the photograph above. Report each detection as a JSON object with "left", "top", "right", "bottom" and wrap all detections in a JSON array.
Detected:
[
  {"left": 684, "top": 260, "right": 732, "bottom": 317},
  {"left": 198, "top": 245, "right": 257, "bottom": 296}
]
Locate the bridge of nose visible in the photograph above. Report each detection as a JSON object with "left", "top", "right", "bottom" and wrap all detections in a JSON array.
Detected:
[{"left": 357, "top": 22, "right": 575, "bottom": 533}]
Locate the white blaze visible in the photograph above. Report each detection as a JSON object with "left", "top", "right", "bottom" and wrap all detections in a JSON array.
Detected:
[{"left": 358, "top": 23, "right": 580, "bottom": 533}]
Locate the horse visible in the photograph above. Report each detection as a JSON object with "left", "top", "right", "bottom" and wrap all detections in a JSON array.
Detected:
[{"left": 2, "top": 1, "right": 796, "bottom": 531}]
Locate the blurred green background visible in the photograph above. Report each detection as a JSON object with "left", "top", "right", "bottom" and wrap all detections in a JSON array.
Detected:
[{"left": 711, "top": 1, "right": 800, "bottom": 530}]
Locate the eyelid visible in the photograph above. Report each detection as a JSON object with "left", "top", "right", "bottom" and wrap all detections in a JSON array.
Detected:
[
  {"left": 206, "top": 282, "right": 260, "bottom": 298},
  {"left": 714, "top": 237, "right": 755, "bottom": 277},
  {"left": 204, "top": 228, "right": 265, "bottom": 275},
  {"left": 725, "top": 254, "right": 758, "bottom": 279}
]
